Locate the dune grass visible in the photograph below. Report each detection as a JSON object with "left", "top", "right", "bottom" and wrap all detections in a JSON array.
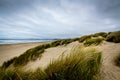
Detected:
[
  {"left": 84, "top": 37, "right": 104, "bottom": 46},
  {"left": 0, "top": 68, "right": 46, "bottom": 80},
  {"left": 2, "top": 57, "right": 17, "bottom": 69},
  {"left": 45, "top": 46, "right": 102, "bottom": 80},
  {"left": 0, "top": 46, "right": 102, "bottom": 80},
  {"left": 115, "top": 52, "right": 120, "bottom": 67},
  {"left": 78, "top": 32, "right": 107, "bottom": 43},
  {"left": 106, "top": 30, "right": 120, "bottom": 43},
  {"left": 50, "top": 39, "right": 76, "bottom": 47},
  {"left": 78, "top": 35, "right": 91, "bottom": 42},
  {"left": 91, "top": 32, "right": 108, "bottom": 38},
  {"left": 2, "top": 44, "right": 48, "bottom": 68}
]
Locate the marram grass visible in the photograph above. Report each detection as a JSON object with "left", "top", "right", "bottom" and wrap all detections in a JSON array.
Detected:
[
  {"left": 45, "top": 46, "right": 102, "bottom": 80},
  {"left": 115, "top": 52, "right": 120, "bottom": 67},
  {"left": 84, "top": 37, "right": 104, "bottom": 46}
]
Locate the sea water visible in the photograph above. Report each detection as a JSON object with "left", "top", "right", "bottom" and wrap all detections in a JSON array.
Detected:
[{"left": 0, "top": 39, "right": 53, "bottom": 44}]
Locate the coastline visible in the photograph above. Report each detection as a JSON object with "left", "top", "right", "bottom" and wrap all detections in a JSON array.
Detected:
[{"left": 0, "top": 41, "right": 52, "bottom": 66}]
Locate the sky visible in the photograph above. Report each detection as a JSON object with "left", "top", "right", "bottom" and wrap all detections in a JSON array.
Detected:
[{"left": 0, "top": 0, "right": 120, "bottom": 39}]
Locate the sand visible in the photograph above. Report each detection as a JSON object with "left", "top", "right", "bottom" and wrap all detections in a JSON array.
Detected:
[
  {"left": 0, "top": 42, "right": 51, "bottom": 66},
  {"left": 98, "top": 42, "right": 120, "bottom": 80}
]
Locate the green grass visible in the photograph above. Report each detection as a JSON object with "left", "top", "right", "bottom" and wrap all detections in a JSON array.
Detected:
[
  {"left": 84, "top": 37, "right": 104, "bottom": 46},
  {"left": 0, "top": 46, "right": 102, "bottom": 80},
  {"left": 106, "top": 30, "right": 120, "bottom": 43},
  {"left": 78, "top": 35, "right": 91, "bottom": 42},
  {"left": 50, "top": 39, "right": 74, "bottom": 47},
  {"left": 2, "top": 57, "right": 17, "bottom": 68},
  {"left": 91, "top": 32, "right": 108, "bottom": 38},
  {"left": 115, "top": 52, "right": 120, "bottom": 67},
  {"left": 78, "top": 32, "right": 107, "bottom": 43}
]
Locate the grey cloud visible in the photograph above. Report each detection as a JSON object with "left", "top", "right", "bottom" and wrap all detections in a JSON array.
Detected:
[{"left": 0, "top": 0, "right": 120, "bottom": 39}]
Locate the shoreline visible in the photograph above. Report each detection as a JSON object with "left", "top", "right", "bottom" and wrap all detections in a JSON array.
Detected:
[
  {"left": 0, "top": 39, "right": 54, "bottom": 45},
  {"left": 0, "top": 41, "right": 52, "bottom": 45},
  {"left": 0, "top": 41, "right": 52, "bottom": 66}
]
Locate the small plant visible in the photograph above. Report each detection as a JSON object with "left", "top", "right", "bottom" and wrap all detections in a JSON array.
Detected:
[
  {"left": 106, "top": 30, "right": 120, "bottom": 43},
  {"left": 115, "top": 53, "right": 120, "bottom": 67},
  {"left": 13, "top": 46, "right": 45, "bottom": 66},
  {"left": 84, "top": 37, "right": 104, "bottom": 46},
  {"left": 50, "top": 40, "right": 62, "bottom": 47},
  {"left": 79, "top": 35, "right": 91, "bottom": 42},
  {"left": 2, "top": 57, "right": 17, "bottom": 68},
  {"left": 91, "top": 32, "right": 108, "bottom": 38},
  {"left": 50, "top": 39, "right": 74, "bottom": 47}
]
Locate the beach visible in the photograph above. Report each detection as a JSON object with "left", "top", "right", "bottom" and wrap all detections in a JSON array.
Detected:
[{"left": 0, "top": 41, "right": 51, "bottom": 66}]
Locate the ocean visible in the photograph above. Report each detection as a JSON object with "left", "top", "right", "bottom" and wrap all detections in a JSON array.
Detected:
[{"left": 0, "top": 39, "right": 54, "bottom": 44}]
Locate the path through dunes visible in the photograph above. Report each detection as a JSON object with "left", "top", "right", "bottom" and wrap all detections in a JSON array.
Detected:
[
  {"left": 99, "top": 42, "right": 120, "bottom": 80},
  {"left": 0, "top": 42, "right": 50, "bottom": 66}
]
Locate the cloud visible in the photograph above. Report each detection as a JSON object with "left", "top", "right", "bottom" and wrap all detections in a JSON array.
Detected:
[{"left": 0, "top": 0, "right": 120, "bottom": 39}]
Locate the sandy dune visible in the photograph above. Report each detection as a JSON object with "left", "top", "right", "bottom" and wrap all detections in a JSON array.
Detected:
[
  {"left": 24, "top": 41, "right": 80, "bottom": 70},
  {"left": 24, "top": 41, "right": 120, "bottom": 80},
  {"left": 0, "top": 42, "right": 50, "bottom": 66}
]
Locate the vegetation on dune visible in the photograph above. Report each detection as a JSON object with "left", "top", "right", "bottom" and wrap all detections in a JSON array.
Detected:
[
  {"left": 106, "top": 31, "right": 120, "bottom": 43},
  {"left": 2, "top": 44, "right": 47, "bottom": 68},
  {"left": 91, "top": 32, "right": 108, "bottom": 38},
  {"left": 115, "top": 52, "right": 120, "bottom": 67},
  {"left": 50, "top": 38, "right": 77, "bottom": 47},
  {"left": 78, "top": 35, "right": 91, "bottom": 42},
  {"left": 0, "top": 68, "right": 35, "bottom": 80},
  {"left": 84, "top": 37, "right": 104, "bottom": 46},
  {"left": 13, "top": 48, "right": 44, "bottom": 66},
  {"left": 0, "top": 46, "right": 102, "bottom": 80},
  {"left": 78, "top": 32, "right": 107, "bottom": 43},
  {"left": 2, "top": 57, "right": 17, "bottom": 68}
]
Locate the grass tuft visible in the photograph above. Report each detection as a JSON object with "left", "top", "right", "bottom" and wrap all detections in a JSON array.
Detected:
[
  {"left": 79, "top": 35, "right": 91, "bottom": 42},
  {"left": 91, "top": 32, "right": 108, "bottom": 38},
  {"left": 115, "top": 52, "right": 120, "bottom": 67},
  {"left": 84, "top": 37, "right": 104, "bottom": 46},
  {"left": 106, "top": 30, "right": 120, "bottom": 43},
  {"left": 2, "top": 57, "right": 17, "bottom": 68}
]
